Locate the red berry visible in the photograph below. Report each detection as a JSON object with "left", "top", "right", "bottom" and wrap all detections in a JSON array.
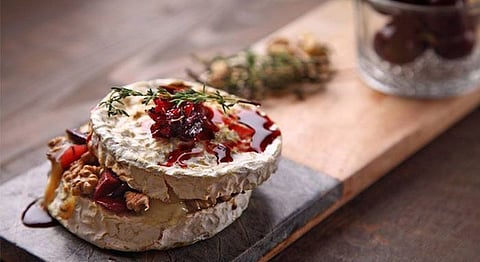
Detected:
[
  {"left": 94, "top": 197, "right": 128, "bottom": 213},
  {"left": 93, "top": 169, "right": 131, "bottom": 213},
  {"left": 59, "top": 144, "right": 88, "bottom": 169},
  {"left": 149, "top": 99, "right": 219, "bottom": 141},
  {"left": 434, "top": 30, "right": 476, "bottom": 59},
  {"left": 93, "top": 169, "right": 122, "bottom": 199}
]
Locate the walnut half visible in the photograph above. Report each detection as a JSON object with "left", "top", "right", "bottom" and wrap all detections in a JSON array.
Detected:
[
  {"left": 125, "top": 191, "right": 150, "bottom": 213},
  {"left": 64, "top": 163, "right": 101, "bottom": 196}
]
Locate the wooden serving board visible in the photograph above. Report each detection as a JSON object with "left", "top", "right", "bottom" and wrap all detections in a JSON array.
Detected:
[
  {"left": 110, "top": 1, "right": 480, "bottom": 258},
  {"left": 1, "top": 0, "right": 479, "bottom": 261}
]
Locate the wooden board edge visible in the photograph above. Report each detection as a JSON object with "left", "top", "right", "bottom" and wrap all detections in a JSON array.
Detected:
[
  {"left": 260, "top": 98, "right": 480, "bottom": 261},
  {"left": 259, "top": 200, "right": 344, "bottom": 262}
]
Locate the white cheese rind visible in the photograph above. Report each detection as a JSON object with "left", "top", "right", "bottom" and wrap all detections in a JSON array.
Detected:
[
  {"left": 47, "top": 181, "right": 251, "bottom": 251},
  {"left": 90, "top": 79, "right": 282, "bottom": 200}
]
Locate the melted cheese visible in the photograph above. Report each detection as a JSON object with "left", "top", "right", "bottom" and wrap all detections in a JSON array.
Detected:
[
  {"left": 43, "top": 160, "right": 63, "bottom": 207},
  {"left": 48, "top": 180, "right": 252, "bottom": 251}
]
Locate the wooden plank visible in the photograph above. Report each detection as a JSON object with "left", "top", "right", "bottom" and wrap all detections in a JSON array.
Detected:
[
  {"left": 272, "top": 109, "right": 480, "bottom": 261},
  {"left": 110, "top": 0, "right": 480, "bottom": 206},
  {"left": 253, "top": 0, "right": 480, "bottom": 190},
  {"left": 0, "top": 159, "right": 342, "bottom": 262},
  {"left": 106, "top": 1, "right": 480, "bottom": 259}
]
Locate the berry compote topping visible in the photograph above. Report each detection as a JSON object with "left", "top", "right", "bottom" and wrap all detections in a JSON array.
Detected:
[
  {"left": 148, "top": 86, "right": 280, "bottom": 168},
  {"left": 148, "top": 99, "right": 219, "bottom": 141},
  {"left": 148, "top": 86, "right": 219, "bottom": 141}
]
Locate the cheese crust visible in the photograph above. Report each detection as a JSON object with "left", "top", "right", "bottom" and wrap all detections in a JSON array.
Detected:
[
  {"left": 89, "top": 79, "right": 282, "bottom": 201},
  {"left": 47, "top": 178, "right": 251, "bottom": 251},
  {"left": 44, "top": 79, "right": 281, "bottom": 251}
]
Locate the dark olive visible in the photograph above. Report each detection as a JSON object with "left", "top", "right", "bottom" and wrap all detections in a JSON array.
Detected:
[
  {"left": 434, "top": 29, "right": 476, "bottom": 59},
  {"left": 373, "top": 16, "right": 427, "bottom": 64}
]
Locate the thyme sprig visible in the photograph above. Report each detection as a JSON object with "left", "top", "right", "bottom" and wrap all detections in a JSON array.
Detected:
[
  {"left": 99, "top": 85, "right": 259, "bottom": 117},
  {"left": 187, "top": 34, "right": 334, "bottom": 100}
]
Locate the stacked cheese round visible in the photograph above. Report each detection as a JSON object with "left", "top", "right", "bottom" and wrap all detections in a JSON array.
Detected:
[{"left": 46, "top": 79, "right": 282, "bottom": 251}]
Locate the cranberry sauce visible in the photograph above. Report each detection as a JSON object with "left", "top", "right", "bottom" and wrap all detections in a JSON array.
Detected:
[
  {"left": 160, "top": 107, "right": 280, "bottom": 167},
  {"left": 22, "top": 199, "right": 58, "bottom": 228}
]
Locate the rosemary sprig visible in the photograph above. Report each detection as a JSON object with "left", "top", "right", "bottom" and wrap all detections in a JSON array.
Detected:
[{"left": 99, "top": 85, "right": 259, "bottom": 117}]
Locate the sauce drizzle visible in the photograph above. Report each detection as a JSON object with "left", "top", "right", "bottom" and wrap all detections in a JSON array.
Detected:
[
  {"left": 160, "top": 108, "right": 280, "bottom": 167},
  {"left": 21, "top": 199, "right": 58, "bottom": 228},
  {"left": 160, "top": 142, "right": 203, "bottom": 167},
  {"left": 237, "top": 109, "right": 281, "bottom": 152}
]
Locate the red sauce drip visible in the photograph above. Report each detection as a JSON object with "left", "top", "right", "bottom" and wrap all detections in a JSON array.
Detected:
[
  {"left": 208, "top": 143, "right": 233, "bottom": 163},
  {"left": 237, "top": 110, "right": 281, "bottom": 152},
  {"left": 159, "top": 108, "right": 280, "bottom": 167},
  {"left": 21, "top": 199, "right": 58, "bottom": 228},
  {"left": 160, "top": 142, "right": 203, "bottom": 168}
]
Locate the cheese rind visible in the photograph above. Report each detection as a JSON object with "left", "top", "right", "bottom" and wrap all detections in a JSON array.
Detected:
[
  {"left": 47, "top": 179, "right": 252, "bottom": 251},
  {"left": 90, "top": 79, "right": 282, "bottom": 200}
]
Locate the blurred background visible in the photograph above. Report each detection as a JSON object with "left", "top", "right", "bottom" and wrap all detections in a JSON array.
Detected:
[
  {"left": 1, "top": 1, "right": 479, "bottom": 261},
  {"left": 1, "top": 0, "right": 323, "bottom": 181}
]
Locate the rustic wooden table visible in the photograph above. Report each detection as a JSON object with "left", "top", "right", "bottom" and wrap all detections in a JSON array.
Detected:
[{"left": 1, "top": 0, "right": 479, "bottom": 261}]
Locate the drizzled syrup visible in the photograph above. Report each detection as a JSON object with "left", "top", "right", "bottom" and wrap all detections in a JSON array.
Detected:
[
  {"left": 237, "top": 110, "right": 281, "bottom": 152},
  {"left": 209, "top": 143, "right": 233, "bottom": 163},
  {"left": 160, "top": 142, "right": 203, "bottom": 167},
  {"left": 21, "top": 199, "right": 57, "bottom": 228},
  {"left": 160, "top": 108, "right": 281, "bottom": 167}
]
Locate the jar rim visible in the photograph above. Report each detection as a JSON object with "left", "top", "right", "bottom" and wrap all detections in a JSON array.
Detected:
[{"left": 366, "top": 0, "right": 480, "bottom": 13}]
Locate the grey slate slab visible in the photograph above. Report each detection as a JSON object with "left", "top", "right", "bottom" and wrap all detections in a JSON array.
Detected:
[{"left": 0, "top": 158, "right": 341, "bottom": 262}]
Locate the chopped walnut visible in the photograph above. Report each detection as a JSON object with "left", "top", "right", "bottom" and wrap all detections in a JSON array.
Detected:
[
  {"left": 63, "top": 161, "right": 83, "bottom": 183},
  {"left": 79, "top": 151, "right": 98, "bottom": 166},
  {"left": 267, "top": 38, "right": 294, "bottom": 55},
  {"left": 298, "top": 33, "right": 329, "bottom": 57},
  {"left": 125, "top": 191, "right": 150, "bottom": 213},
  {"left": 64, "top": 163, "right": 101, "bottom": 196},
  {"left": 209, "top": 60, "right": 230, "bottom": 86}
]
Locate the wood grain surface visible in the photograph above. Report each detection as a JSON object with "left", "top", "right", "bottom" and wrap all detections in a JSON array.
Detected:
[
  {"left": 111, "top": 0, "right": 480, "bottom": 202},
  {"left": 272, "top": 108, "right": 480, "bottom": 262},
  {"left": 110, "top": 3, "right": 480, "bottom": 259},
  {"left": 0, "top": 0, "right": 325, "bottom": 183},
  {"left": 2, "top": 0, "right": 480, "bottom": 261}
]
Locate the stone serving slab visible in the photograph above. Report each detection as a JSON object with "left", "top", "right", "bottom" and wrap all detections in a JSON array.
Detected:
[{"left": 0, "top": 158, "right": 341, "bottom": 262}]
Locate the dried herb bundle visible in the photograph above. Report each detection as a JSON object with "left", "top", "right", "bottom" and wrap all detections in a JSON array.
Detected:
[{"left": 187, "top": 34, "right": 334, "bottom": 100}]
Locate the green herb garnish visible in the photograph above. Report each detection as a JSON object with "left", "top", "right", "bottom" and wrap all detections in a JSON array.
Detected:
[
  {"left": 187, "top": 35, "right": 334, "bottom": 100},
  {"left": 99, "top": 85, "right": 259, "bottom": 117}
]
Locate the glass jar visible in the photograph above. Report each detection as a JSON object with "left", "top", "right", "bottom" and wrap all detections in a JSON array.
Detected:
[{"left": 355, "top": 0, "right": 480, "bottom": 98}]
